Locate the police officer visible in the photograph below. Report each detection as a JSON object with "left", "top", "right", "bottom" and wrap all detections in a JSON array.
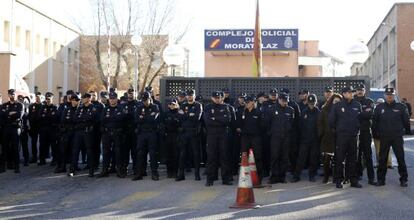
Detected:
[
  {"left": 222, "top": 88, "right": 234, "bottom": 105},
  {"left": 70, "top": 93, "right": 98, "bottom": 177},
  {"left": 236, "top": 95, "right": 263, "bottom": 182},
  {"left": 280, "top": 88, "right": 301, "bottom": 173},
  {"left": 233, "top": 93, "right": 247, "bottom": 175},
  {"left": 329, "top": 86, "right": 362, "bottom": 189},
  {"left": 38, "top": 92, "right": 59, "bottom": 166},
  {"left": 292, "top": 94, "right": 320, "bottom": 182},
  {"left": 163, "top": 99, "right": 181, "bottom": 179},
  {"left": 177, "top": 91, "right": 187, "bottom": 107},
  {"left": 266, "top": 92, "right": 294, "bottom": 184},
  {"left": 176, "top": 89, "right": 202, "bottom": 181},
  {"left": 297, "top": 89, "right": 309, "bottom": 112},
  {"left": 55, "top": 93, "right": 80, "bottom": 173},
  {"left": 260, "top": 88, "right": 279, "bottom": 177},
  {"left": 354, "top": 83, "right": 376, "bottom": 185},
  {"left": 98, "top": 91, "right": 126, "bottom": 178},
  {"left": 124, "top": 89, "right": 139, "bottom": 175},
  {"left": 133, "top": 92, "right": 160, "bottom": 181},
  {"left": 27, "top": 92, "right": 42, "bottom": 164},
  {"left": 204, "top": 91, "right": 233, "bottom": 186},
  {"left": 90, "top": 91, "right": 104, "bottom": 170},
  {"left": 374, "top": 88, "right": 409, "bottom": 187},
  {"left": 0, "top": 89, "right": 24, "bottom": 173}
]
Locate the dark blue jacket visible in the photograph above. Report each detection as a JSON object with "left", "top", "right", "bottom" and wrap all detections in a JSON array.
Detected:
[
  {"left": 38, "top": 104, "right": 59, "bottom": 127},
  {"left": 236, "top": 107, "right": 262, "bottom": 135},
  {"left": 1, "top": 101, "right": 24, "bottom": 127},
  {"left": 268, "top": 104, "right": 295, "bottom": 137},
  {"left": 329, "top": 99, "right": 361, "bottom": 136},
  {"left": 203, "top": 103, "right": 231, "bottom": 135},
  {"left": 164, "top": 109, "right": 181, "bottom": 133},
  {"left": 373, "top": 101, "right": 410, "bottom": 138},
  {"left": 135, "top": 103, "right": 159, "bottom": 131},
  {"left": 300, "top": 106, "right": 320, "bottom": 143},
  {"left": 101, "top": 104, "right": 126, "bottom": 129},
  {"left": 180, "top": 101, "right": 202, "bottom": 129},
  {"left": 355, "top": 96, "right": 374, "bottom": 132}
]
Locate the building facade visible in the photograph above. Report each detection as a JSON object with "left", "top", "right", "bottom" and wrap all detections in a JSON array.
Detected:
[
  {"left": 358, "top": 3, "right": 414, "bottom": 105},
  {"left": 0, "top": 0, "right": 80, "bottom": 100}
]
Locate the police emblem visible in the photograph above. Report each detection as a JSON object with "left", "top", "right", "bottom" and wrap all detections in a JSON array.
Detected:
[
  {"left": 284, "top": 37, "right": 293, "bottom": 49},
  {"left": 381, "top": 109, "right": 385, "bottom": 114},
  {"left": 341, "top": 107, "right": 345, "bottom": 112},
  {"left": 275, "top": 111, "right": 279, "bottom": 115},
  {"left": 304, "top": 114, "right": 307, "bottom": 119}
]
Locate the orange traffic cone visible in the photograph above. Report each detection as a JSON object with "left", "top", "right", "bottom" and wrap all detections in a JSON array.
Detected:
[
  {"left": 230, "top": 152, "right": 260, "bottom": 209},
  {"left": 249, "top": 148, "right": 263, "bottom": 188}
]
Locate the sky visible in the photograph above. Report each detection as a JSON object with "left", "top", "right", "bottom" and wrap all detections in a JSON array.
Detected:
[{"left": 21, "top": 0, "right": 414, "bottom": 76}]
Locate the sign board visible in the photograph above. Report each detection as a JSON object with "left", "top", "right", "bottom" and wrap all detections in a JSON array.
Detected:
[{"left": 205, "top": 29, "right": 299, "bottom": 51}]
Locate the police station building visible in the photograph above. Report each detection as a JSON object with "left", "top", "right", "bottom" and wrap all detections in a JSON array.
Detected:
[{"left": 204, "top": 29, "right": 344, "bottom": 77}]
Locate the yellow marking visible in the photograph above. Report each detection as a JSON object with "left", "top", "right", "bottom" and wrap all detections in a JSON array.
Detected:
[
  {"left": 181, "top": 190, "right": 220, "bottom": 209},
  {"left": 104, "top": 191, "right": 161, "bottom": 209}
]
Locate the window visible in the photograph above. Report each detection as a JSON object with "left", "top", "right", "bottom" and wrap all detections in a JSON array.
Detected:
[
  {"left": 44, "top": 38, "right": 49, "bottom": 56},
  {"left": 25, "top": 30, "right": 31, "bottom": 50},
  {"left": 383, "top": 37, "right": 388, "bottom": 73},
  {"left": 15, "top": 26, "right": 21, "bottom": 47},
  {"left": 68, "top": 48, "right": 72, "bottom": 63},
  {"left": 53, "top": 41, "right": 57, "bottom": 59},
  {"left": 3, "top": 21, "right": 10, "bottom": 43},
  {"left": 60, "top": 45, "right": 64, "bottom": 60},
  {"left": 74, "top": 50, "right": 78, "bottom": 63},
  {"left": 35, "top": 34, "right": 40, "bottom": 54}
]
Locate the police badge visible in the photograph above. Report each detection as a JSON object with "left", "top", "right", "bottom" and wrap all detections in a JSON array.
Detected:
[
  {"left": 341, "top": 107, "right": 345, "bottom": 112},
  {"left": 284, "top": 37, "right": 293, "bottom": 49},
  {"left": 275, "top": 111, "right": 279, "bottom": 115},
  {"left": 381, "top": 109, "right": 385, "bottom": 114}
]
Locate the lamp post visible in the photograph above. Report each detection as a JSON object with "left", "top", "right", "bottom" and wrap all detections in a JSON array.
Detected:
[
  {"left": 131, "top": 35, "right": 142, "bottom": 98},
  {"left": 162, "top": 44, "right": 185, "bottom": 77}
]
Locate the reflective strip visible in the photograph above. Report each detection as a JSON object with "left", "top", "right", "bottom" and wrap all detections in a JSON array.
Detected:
[{"left": 238, "top": 166, "right": 252, "bottom": 188}]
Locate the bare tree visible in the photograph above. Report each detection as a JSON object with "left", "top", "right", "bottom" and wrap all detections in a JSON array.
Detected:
[{"left": 72, "top": 0, "right": 191, "bottom": 93}]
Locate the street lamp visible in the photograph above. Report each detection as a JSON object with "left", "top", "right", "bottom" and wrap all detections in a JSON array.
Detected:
[
  {"left": 131, "top": 35, "right": 142, "bottom": 98},
  {"left": 162, "top": 44, "right": 185, "bottom": 77}
]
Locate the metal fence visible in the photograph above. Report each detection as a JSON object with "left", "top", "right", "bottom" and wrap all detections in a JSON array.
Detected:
[{"left": 159, "top": 76, "right": 370, "bottom": 105}]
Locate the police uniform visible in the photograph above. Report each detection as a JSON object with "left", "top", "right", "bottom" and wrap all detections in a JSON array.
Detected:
[
  {"left": 204, "top": 91, "right": 233, "bottom": 186},
  {"left": 92, "top": 93, "right": 106, "bottom": 170},
  {"left": 374, "top": 88, "right": 409, "bottom": 187},
  {"left": 0, "top": 89, "right": 24, "bottom": 173},
  {"left": 260, "top": 89, "right": 279, "bottom": 177},
  {"left": 354, "top": 84, "right": 376, "bottom": 184},
  {"left": 55, "top": 93, "right": 80, "bottom": 173},
  {"left": 176, "top": 90, "right": 202, "bottom": 181},
  {"left": 266, "top": 93, "right": 294, "bottom": 183},
  {"left": 292, "top": 94, "right": 320, "bottom": 182},
  {"left": 163, "top": 99, "right": 181, "bottom": 179},
  {"left": 317, "top": 86, "right": 334, "bottom": 109},
  {"left": 236, "top": 96, "right": 263, "bottom": 181},
  {"left": 27, "top": 93, "right": 42, "bottom": 163},
  {"left": 124, "top": 89, "right": 139, "bottom": 175},
  {"left": 98, "top": 92, "right": 127, "bottom": 178},
  {"left": 329, "top": 86, "right": 362, "bottom": 188},
  {"left": 280, "top": 88, "right": 301, "bottom": 173},
  {"left": 232, "top": 93, "right": 247, "bottom": 175},
  {"left": 70, "top": 93, "right": 98, "bottom": 177},
  {"left": 38, "top": 92, "right": 59, "bottom": 166},
  {"left": 133, "top": 92, "right": 160, "bottom": 181}
]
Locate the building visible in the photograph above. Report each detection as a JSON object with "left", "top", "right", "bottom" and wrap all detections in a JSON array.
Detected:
[
  {"left": 358, "top": 3, "right": 414, "bottom": 105},
  {"left": 204, "top": 29, "right": 344, "bottom": 77},
  {"left": 0, "top": 0, "right": 80, "bottom": 101}
]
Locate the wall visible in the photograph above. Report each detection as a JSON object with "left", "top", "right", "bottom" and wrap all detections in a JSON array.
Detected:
[{"left": 396, "top": 4, "right": 414, "bottom": 108}]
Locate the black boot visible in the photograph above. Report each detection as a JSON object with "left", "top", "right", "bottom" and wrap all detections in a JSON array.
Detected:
[
  {"left": 151, "top": 171, "right": 159, "bottom": 181},
  {"left": 175, "top": 169, "right": 185, "bottom": 181},
  {"left": 97, "top": 169, "right": 110, "bottom": 178},
  {"left": 194, "top": 169, "right": 201, "bottom": 181}
]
